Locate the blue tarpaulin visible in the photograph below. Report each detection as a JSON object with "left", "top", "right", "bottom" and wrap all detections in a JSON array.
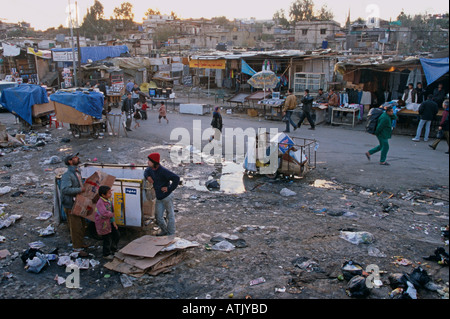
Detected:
[
  {"left": 51, "top": 45, "right": 129, "bottom": 64},
  {"left": 241, "top": 59, "right": 257, "bottom": 76},
  {"left": 0, "top": 84, "right": 49, "bottom": 125},
  {"left": 420, "top": 57, "right": 449, "bottom": 85},
  {"left": 49, "top": 91, "right": 104, "bottom": 119}
]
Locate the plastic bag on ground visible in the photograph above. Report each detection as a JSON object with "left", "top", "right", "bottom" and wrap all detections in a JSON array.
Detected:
[
  {"left": 341, "top": 260, "right": 364, "bottom": 281},
  {"left": 211, "top": 240, "right": 235, "bottom": 252},
  {"left": 340, "top": 231, "right": 374, "bottom": 245},
  {"left": 346, "top": 275, "right": 371, "bottom": 298},
  {"left": 280, "top": 188, "right": 296, "bottom": 197}
]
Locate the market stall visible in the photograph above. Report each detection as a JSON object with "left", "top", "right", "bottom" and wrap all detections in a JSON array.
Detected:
[
  {"left": 0, "top": 83, "right": 54, "bottom": 126},
  {"left": 49, "top": 89, "right": 105, "bottom": 138}
]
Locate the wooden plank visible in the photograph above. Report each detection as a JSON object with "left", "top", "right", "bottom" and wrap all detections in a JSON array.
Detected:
[
  {"left": 53, "top": 101, "right": 94, "bottom": 125},
  {"left": 32, "top": 102, "right": 55, "bottom": 117}
]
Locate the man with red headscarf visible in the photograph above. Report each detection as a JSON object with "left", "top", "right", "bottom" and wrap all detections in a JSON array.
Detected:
[{"left": 144, "top": 153, "right": 180, "bottom": 236}]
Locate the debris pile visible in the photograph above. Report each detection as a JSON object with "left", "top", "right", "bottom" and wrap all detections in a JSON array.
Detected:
[{"left": 104, "top": 235, "right": 199, "bottom": 277}]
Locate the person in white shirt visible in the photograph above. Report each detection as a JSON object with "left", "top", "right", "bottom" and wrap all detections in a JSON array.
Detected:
[{"left": 402, "top": 83, "right": 417, "bottom": 104}]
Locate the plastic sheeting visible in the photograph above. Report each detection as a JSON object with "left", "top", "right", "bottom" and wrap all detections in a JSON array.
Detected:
[
  {"left": 51, "top": 45, "right": 129, "bottom": 64},
  {"left": 112, "top": 57, "right": 153, "bottom": 70},
  {"left": 49, "top": 91, "right": 104, "bottom": 119},
  {"left": 420, "top": 57, "right": 449, "bottom": 85},
  {"left": 0, "top": 84, "right": 49, "bottom": 125}
]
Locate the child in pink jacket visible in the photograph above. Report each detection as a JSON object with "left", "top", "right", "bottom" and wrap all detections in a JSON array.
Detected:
[{"left": 95, "top": 186, "right": 119, "bottom": 259}]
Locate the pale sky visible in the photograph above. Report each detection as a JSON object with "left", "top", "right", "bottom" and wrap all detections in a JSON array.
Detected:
[{"left": 1, "top": 0, "right": 449, "bottom": 31}]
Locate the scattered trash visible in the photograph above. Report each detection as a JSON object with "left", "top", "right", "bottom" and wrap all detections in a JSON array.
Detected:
[
  {"left": 160, "top": 238, "right": 200, "bottom": 252},
  {"left": 0, "top": 236, "right": 5, "bottom": 243},
  {"left": 28, "top": 241, "right": 45, "bottom": 250},
  {"left": 275, "top": 287, "right": 286, "bottom": 293},
  {"left": 340, "top": 231, "right": 374, "bottom": 245},
  {"left": 10, "top": 191, "right": 25, "bottom": 197},
  {"left": 210, "top": 234, "right": 247, "bottom": 249},
  {"left": 327, "top": 210, "right": 357, "bottom": 217},
  {"left": 423, "top": 247, "right": 449, "bottom": 266},
  {"left": 25, "top": 252, "right": 49, "bottom": 273},
  {"left": 393, "top": 258, "right": 413, "bottom": 266},
  {"left": 368, "top": 246, "right": 386, "bottom": 258},
  {"left": 211, "top": 240, "right": 235, "bottom": 252},
  {"left": 404, "top": 281, "right": 418, "bottom": 299},
  {"left": 0, "top": 214, "right": 22, "bottom": 229},
  {"left": 42, "top": 156, "right": 61, "bottom": 165},
  {"left": 38, "top": 225, "right": 55, "bottom": 237},
  {"left": 36, "top": 211, "right": 52, "bottom": 221},
  {"left": 120, "top": 274, "right": 133, "bottom": 288},
  {"left": 280, "top": 188, "right": 296, "bottom": 197},
  {"left": 0, "top": 186, "right": 12, "bottom": 195},
  {"left": 346, "top": 275, "right": 371, "bottom": 298},
  {"left": 249, "top": 277, "right": 266, "bottom": 286},
  {"left": 389, "top": 273, "right": 408, "bottom": 289},
  {"left": 405, "top": 267, "right": 436, "bottom": 290},
  {"left": 54, "top": 275, "right": 66, "bottom": 285},
  {"left": 341, "top": 261, "right": 364, "bottom": 281},
  {"left": 57, "top": 255, "right": 72, "bottom": 267},
  {"left": 292, "top": 257, "right": 322, "bottom": 272},
  {"left": 0, "top": 249, "right": 11, "bottom": 259},
  {"left": 389, "top": 287, "right": 404, "bottom": 298}
]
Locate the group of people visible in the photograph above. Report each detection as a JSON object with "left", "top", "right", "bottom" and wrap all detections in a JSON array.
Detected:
[
  {"left": 121, "top": 92, "right": 168, "bottom": 131},
  {"left": 281, "top": 87, "right": 349, "bottom": 133},
  {"left": 61, "top": 151, "right": 180, "bottom": 259}
]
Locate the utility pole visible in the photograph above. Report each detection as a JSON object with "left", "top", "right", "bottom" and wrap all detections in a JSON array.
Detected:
[
  {"left": 68, "top": 0, "right": 78, "bottom": 87},
  {"left": 76, "top": 1, "right": 82, "bottom": 84}
]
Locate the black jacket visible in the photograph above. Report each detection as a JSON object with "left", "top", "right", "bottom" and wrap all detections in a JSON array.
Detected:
[
  {"left": 419, "top": 99, "right": 439, "bottom": 121},
  {"left": 121, "top": 98, "right": 135, "bottom": 116},
  {"left": 301, "top": 95, "right": 314, "bottom": 113},
  {"left": 211, "top": 112, "right": 223, "bottom": 131}
]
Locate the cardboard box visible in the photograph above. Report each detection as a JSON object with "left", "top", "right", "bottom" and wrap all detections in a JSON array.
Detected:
[{"left": 71, "top": 171, "right": 116, "bottom": 221}]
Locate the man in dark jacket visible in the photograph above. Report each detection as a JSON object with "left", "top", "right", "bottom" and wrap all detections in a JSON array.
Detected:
[
  {"left": 61, "top": 152, "right": 88, "bottom": 256},
  {"left": 365, "top": 106, "right": 397, "bottom": 165},
  {"left": 121, "top": 92, "right": 135, "bottom": 131},
  {"left": 296, "top": 89, "right": 315, "bottom": 130},
  {"left": 144, "top": 153, "right": 180, "bottom": 236},
  {"left": 432, "top": 83, "right": 446, "bottom": 108},
  {"left": 412, "top": 94, "right": 439, "bottom": 142},
  {"left": 209, "top": 106, "right": 223, "bottom": 142}
]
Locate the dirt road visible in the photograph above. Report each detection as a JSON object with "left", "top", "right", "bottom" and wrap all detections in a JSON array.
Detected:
[{"left": 0, "top": 109, "right": 448, "bottom": 301}]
